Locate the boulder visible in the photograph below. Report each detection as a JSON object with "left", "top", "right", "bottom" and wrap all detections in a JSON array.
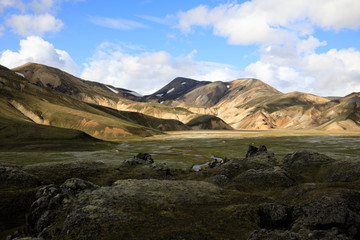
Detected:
[
  {"left": 326, "top": 160, "right": 360, "bottom": 182},
  {"left": 246, "top": 145, "right": 269, "bottom": 158},
  {"left": 291, "top": 190, "right": 360, "bottom": 239},
  {"left": 258, "top": 203, "right": 293, "bottom": 230},
  {"left": 0, "top": 166, "right": 43, "bottom": 187},
  {"left": 245, "top": 145, "right": 278, "bottom": 166},
  {"left": 27, "top": 178, "right": 99, "bottom": 236},
  {"left": 231, "top": 167, "right": 297, "bottom": 192},
  {"left": 122, "top": 153, "right": 154, "bottom": 166},
  {"left": 282, "top": 150, "right": 336, "bottom": 182}
]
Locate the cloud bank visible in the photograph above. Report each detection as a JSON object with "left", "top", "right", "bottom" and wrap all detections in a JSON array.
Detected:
[
  {"left": 81, "top": 43, "right": 238, "bottom": 94},
  {"left": 0, "top": 36, "right": 79, "bottom": 75},
  {"left": 177, "top": 0, "right": 360, "bottom": 96}
]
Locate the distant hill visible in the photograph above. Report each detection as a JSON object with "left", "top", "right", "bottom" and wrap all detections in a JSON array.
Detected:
[
  {"left": 186, "top": 115, "right": 233, "bottom": 130},
  {"left": 11, "top": 62, "right": 360, "bottom": 132}
]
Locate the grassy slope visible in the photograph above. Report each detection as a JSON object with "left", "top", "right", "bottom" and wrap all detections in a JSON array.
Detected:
[
  {"left": 186, "top": 115, "right": 233, "bottom": 130},
  {"left": 89, "top": 104, "right": 189, "bottom": 131},
  {"left": 0, "top": 66, "right": 163, "bottom": 144}
]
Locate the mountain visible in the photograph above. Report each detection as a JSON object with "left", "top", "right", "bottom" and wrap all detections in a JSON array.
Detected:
[
  {"left": 12, "top": 62, "right": 144, "bottom": 107},
  {"left": 11, "top": 62, "right": 360, "bottom": 132},
  {"left": 12, "top": 63, "right": 200, "bottom": 124},
  {"left": 148, "top": 77, "right": 211, "bottom": 101},
  {"left": 0, "top": 64, "right": 189, "bottom": 146}
]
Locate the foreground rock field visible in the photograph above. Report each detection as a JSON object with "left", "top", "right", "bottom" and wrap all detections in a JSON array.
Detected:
[{"left": 1, "top": 147, "right": 360, "bottom": 240}]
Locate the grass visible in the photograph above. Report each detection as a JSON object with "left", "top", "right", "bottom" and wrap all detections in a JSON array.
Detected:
[
  {"left": 186, "top": 115, "right": 220, "bottom": 126},
  {"left": 2, "top": 131, "right": 360, "bottom": 169},
  {"left": 265, "top": 97, "right": 308, "bottom": 113}
]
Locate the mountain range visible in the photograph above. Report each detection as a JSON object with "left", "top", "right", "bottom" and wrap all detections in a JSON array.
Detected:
[{"left": 1, "top": 62, "right": 359, "bottom": 144}]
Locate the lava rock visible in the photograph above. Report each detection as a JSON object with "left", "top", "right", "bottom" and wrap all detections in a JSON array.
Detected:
[
  {"left": 282, "top": 150, "right": 336, "bottom": 182},
  {"left": 292, "top": 190, "right": 360, "bottom": 239},
  {"left": 258, "top": 203, "right": 293, "bottom": 230},
  {"left": 231, "top": 167, "right": 297, "bottom": 191},
  {"left": 246, "top": 145, "right": 270, "bottom": 158},
  {"left": 23, "top": 178, "right": 224, "bottom": 239},
  {"left": 27, "top": 178, "right": 99, "bottom": 236},
  {"left": 247, "top": 229, "right": 301, "bottom": 240},
  {"left": 0, "top": 166, "right": 43, "bottom": 187},
  {"left": 122, "top": 153, "right": 154, "bottom": 166}
]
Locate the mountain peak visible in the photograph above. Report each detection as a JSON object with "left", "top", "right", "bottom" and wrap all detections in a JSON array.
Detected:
[{"left": 149, "top": 77, "right": 211, "bottom": 100}]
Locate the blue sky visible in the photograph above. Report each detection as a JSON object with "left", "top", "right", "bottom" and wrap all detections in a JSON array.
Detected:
[{"left": 0, "top": 0, "right": 360, "bottom": 96}]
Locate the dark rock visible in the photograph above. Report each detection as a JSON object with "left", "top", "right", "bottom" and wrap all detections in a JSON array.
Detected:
[
  {"left": 246, "top": 145, "right": 259, "bottom": 158},
  {"left": 292, "top": 190, "right": 360, "bottom": 239},
  {"left": 0, "top": 166, "right": 43, "bottom": 187},
  {"left": 28, "top": 184, "right": 63, "bottom": 234},
  {"left": 122, "top": 153, "right": 154, "bottom": 166},
  {"left": 231, "top": 167, "right": 297, "bottom": 191},
  {"left": 247, "top": 229, "right": 301, "bottom": 240},
  {"left": 246, "top": 145, "right": 269, "bottom": 158},
  {"left": 301, "top": 228, "right": 352, "bottom": 240},
  {"left": 134, "top": 153, "right": 154, "bottom": 163},
  {"left": 258, "top": 145, "right": 268, "bottom": 153},
  {"left": 282, "top": 151, "right": 335, "bottom": 182},
  {"left": 206, "top": 155, "right": 279, "bottom": 180},
  {"left": 326, "top": 160, "right": 360, "bottom": 182},
  {"left": 258, "top": 203, "right": 293, "bottom": 230},
  {"left": 283, "top": 151, "right": 335, "bottom": 167},
  {"left": 245, "top": 145, "right": 278, "bottom": 167},
  {"left": 60, "top": 178, "right": 99, "bottom": 196},
  {"left": 24, "top": 178, "right": 224, "bottom": 239},
  {"left": 27, "top": 178, "right": 99, "bottom": 236},
  {"left": 142, "top": 162, "right": 171, "bottom": 176}
]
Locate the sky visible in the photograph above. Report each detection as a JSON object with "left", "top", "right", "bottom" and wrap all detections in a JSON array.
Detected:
[{"left": 0, "top": 0, "right": 360, "bottom": 96}]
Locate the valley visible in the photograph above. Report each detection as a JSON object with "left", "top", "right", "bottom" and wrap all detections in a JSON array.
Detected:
[{"left": 1, "top": 62, "right": 360, "bottom": 239}]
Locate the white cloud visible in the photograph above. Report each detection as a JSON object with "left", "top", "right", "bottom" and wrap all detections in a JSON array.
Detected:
[
  {"left": 81, "top": 43, "right": 239, "bottom": 94},
  {"left": 244, "top": 61, "right": 316, "bottom": 94},
  {"left": 0, "top": 36, "right": 79, "bottom": 75},
  {"left": 6, "top": 14, "right": 63, "bottom": 36},
  {"left": 307, "top": 0, "right": 360, "bottom": 30},
  {"left": 244, "top": 46, "right": 360, "bottom": 96},
  {"left": 177, "top": 0, "right": 360, "bottom": 45},
  {"left": 301, "top": 49, "right": 360, "bottom": 95},
  {"left": 29, "top": 0, "right": 57, "bottom": 13},
  {"left": 138, "top": 14, "right": 175, "bottom": 26},
  {"left": 0, "top": 0, "right": 83, "bottom": 13},
  {"left": 0, "top": 0, "right": 24, "bottom": 12},
  {"left": 89, "top": 16, "right": 146, "bottom": 30},
  {"left": 177, "top": 1, "right": 360, "bottom": 96},
  {"left": 296, "top": 36, "right": 327, "bottom": 55}
]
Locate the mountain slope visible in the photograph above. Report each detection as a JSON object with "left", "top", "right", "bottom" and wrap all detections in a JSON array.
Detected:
[
  {"left": 10, "top": 63, "right": 360, "bottom": 132},
  {"left": 12, "top": 62, "right": 143, "bottom": 106},
  {"left": 13, "top": 63, "right": 200, "bottom": 125},
  {"left": 0, "top": 65, "right": 188, "bottom": 143}
]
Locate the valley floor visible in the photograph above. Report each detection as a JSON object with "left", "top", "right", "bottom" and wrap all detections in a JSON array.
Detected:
[
  {"left": 1, "top": 131, "right": 360, "bottom": 239},
  {"left": 161, "top": 129, "right": 360, "bottom": 138}
]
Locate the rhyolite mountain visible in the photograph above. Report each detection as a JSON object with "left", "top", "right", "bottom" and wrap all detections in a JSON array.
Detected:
[
  {"left": 12, "top": 62, "right": 360, "bottom": 132},
  {"left": 0, "top": 64, "right": 189, "bottom": 147}
]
